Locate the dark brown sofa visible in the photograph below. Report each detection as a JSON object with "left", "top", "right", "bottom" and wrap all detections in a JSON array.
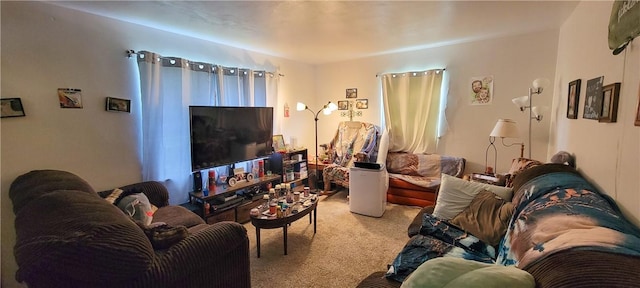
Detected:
[{"left": 9, "top": 169, "right": 251, "bottom": 288}]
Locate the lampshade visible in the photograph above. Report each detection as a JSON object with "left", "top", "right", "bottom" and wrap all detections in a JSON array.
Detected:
[
  {"left": 327, "top": 102, "right": 338, "bottom": 112},
  {"left": 531, "top": 106, "right": 549, "bottom": 120},
  {"left": 512, "top": 95, "right": 529, "bottom": 109},
  {"left": 490, "top": 119, "right": 520, "bottom": 139},
  {"left": 532, "top": 78, "right": 551, "bottom": 91},
  {"left": 296, "top": 102, "right": 307, "bottom": 111}
]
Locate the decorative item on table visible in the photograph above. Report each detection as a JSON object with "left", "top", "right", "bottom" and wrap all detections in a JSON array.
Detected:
[
  {"left": 227, "top": 167, "right": 253, "bottom": 187},
  {"left": 487, "top": 119, "right": 524, "bottom": 174},
  {"left": 304, "top": 187, "right": 310, "bottom": 197},
  {"left": 208, "top": 170, "right": 216, "bottom": 192},
  {"left": 599, "top": 82, "right": 621, "bottom": 123},
  {"left": 0, "top": 98, "right": 26, "bottom": 118},
  {"left": 296, "top": 101, "right": 338, "bottom": 194},
  {"left": 511, "top": 77, "right": 551, "bottom": 158},
  {"left": 272, "top": 134, "right": 285, "bottom": 152}
]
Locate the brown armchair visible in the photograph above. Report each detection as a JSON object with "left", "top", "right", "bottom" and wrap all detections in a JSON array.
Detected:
[{"left": 9, "top": 169, "right": 250, "bottom": 288}]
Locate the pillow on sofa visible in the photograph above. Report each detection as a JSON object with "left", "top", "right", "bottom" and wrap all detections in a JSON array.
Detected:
[
  {"left": 117, "top": 193, "right": 154, "bottom": 226},
  {"left": 449, "top": 190, "right": 514, "bottom": 246},
  {"left": 504, "top": 158, "right": 543, "bottom": 188},
  {"left": 400, "top": 257, "right": 534, "bottom": 288},
  {"left": 432, "top": 174, "right": 512, "bottom": 220}
]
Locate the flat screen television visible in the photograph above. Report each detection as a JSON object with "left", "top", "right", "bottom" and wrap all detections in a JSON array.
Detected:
[{"left": 189, "top": 106, "right": 274, "bottom": 172}]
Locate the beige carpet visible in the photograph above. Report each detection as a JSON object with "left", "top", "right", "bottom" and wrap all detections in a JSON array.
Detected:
[{"left": 244, "top": 190, "right": 421, "bottom": 287}]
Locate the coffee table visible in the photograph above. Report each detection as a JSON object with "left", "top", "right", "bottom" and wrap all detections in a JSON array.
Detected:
[{"left": 250, "top": 196, "right": 317, "bottom": 257}]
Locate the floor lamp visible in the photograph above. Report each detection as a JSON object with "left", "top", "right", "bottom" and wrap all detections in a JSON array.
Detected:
[
  {"left": 296, "top": 101, "right": 338, "bottom": 194},
  {"left": 511, "top": 78, "right": 550, "bottom": 159}
]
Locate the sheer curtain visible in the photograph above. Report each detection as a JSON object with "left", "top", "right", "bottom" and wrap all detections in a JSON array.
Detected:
[
  {"left": 381, "top": 69, "right": 445, "bottom": 154},
  {"left": 136, "top": 51, "right": 277, "bottom": 204}
]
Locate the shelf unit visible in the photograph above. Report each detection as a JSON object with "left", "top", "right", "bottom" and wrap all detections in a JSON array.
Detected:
[
  {"left": 268, "top": 148, "right": 309, "bottom": 188},
  {"left": 188, "top": 174, "right": 280, "bottom": 224}
]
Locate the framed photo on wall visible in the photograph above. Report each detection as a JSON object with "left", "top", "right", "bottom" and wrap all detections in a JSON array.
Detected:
[
  {"left": 1, "top": 98, "right": 26, "bottom": 118},
  {"left": 58, "top": 88, "right": 83, "bottom": 108},
  {"left": 338, "top": 100, "right": 349, "bottom": 110},
  {"left": 106, "top": 97, "right": 131, "bottom": 113},
  {"left": 346, "top": 88, "right": 357, "bottom": 98},
  {"left": 599, "top": 82, "right": 620, "bottom": 123},
  {"left": 566, "top": 79, "right": 581, "bottom": 119},
  {"left": 583, "top": 76, "right": 603, "bottom": 120},
  {"left": 356, "top": 99, "right": 368, "bottom": 109}
]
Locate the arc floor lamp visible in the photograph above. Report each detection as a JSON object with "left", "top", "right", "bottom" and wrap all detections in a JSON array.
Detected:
[{"left": 297, "top": 101, "right": 338, "bottom": 193}]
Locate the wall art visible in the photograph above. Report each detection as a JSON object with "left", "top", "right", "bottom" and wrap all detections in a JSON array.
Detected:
[
  {"left": 356, "top": 99, "right": 368, "bottom": 109},
  {"left": 470, "top": 75, "right": 493, "bottom": 105},
  {"left": 346, "top": 88, "right": 357, "bottom": 98},
  {"left": 599, "top": 83, "right": 620, "bottom": 123},
  {"left": 1, "top": 98, "right": 26, "bottom": 118},
  {"left": 566, "top": 79, "right": 581, "bottom": 119},
  {"left": 583, "top": 76, "right": 604, "bottom": 120},
  {"left": 57, "top": 88, "right": 83, "bottom": 108},
  {"left": 106, "top": 97, "right": 131, "bottom": 113},
  {"left": 337, "top": 100, "right": 349, "bottom": 110}
]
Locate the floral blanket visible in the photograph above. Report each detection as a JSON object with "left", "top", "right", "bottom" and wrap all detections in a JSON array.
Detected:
[
  {"left": 386, "top": 214, "right": 496, "bottom": 282},
  {"left": 386, "top": 152, "right": 465, "bottom": 189},
  {"left": 497, "top": 171, "right": 640, "bottom": 268}
]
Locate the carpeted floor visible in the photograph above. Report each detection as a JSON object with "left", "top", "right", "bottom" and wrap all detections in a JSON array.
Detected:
[{"left": 244, "top": 190, "right": 421, "bottom": 287}]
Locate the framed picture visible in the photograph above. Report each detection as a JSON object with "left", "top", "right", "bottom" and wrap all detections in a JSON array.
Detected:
[
  {"left": 356, "top": 99, "right": 368, "bottom": 109},
  {"left": 106, "top": 97, "right": 131, "bottom": 113},
  {"left": 583, "top": 76, "right": 603, "bottom": 120},
  {"left": 272, "top": 134, "right": 285, "bottom": 151},
  {"left": 635, "top": 84, "right": 640, "bottom": 126},
  {"left": 338, "top": 100, "right": 349, "bottom": 110},
  {"left": 566, "top": 79, "right": 581, "bottom": 119},
  {"left": 58, "top": 88, "right": 83, "bottom": 108},
  {"left": 346, "top": 88, "right": 357, "bottom": 98},
  {"left": 470, "top": 75, "right": 494, "bottom": 105},
  {"left": 599, "top": 83, "right": 620, "bottom": 123},
  {"left": 1, "top": 98, "right": 26, "bottom": 118}
]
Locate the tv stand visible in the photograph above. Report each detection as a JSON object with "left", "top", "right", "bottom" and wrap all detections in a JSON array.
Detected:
[{"left": 188, "top": 174, "right": 280, "bottom": 224}]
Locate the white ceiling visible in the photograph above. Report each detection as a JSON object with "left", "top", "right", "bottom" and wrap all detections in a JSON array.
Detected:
[{"left": 51, "top": 1, "right": 579, "bottom": 65}]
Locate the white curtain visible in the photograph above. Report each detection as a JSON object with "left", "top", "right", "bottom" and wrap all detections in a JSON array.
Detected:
[
  {"left": 136, "top": 51, "right": 276, "bottom": 204},
  {"left": 381, "top": 69, "right": 445, "bottom": 154}
]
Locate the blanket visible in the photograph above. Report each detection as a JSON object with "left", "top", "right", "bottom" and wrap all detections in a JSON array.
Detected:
[
  {"left": 386, "top": 153, "right": 465, "bottom": 189},
  {"left": 496, "top": 170, "right": 640, "bottom": 269},
  {"left": 386, "top": 213, "right": 495, "bottom": 282}
]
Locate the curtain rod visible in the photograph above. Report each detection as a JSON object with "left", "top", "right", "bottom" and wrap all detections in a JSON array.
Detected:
[
  {"left": 375, "top": 68, "right": 446, "bottom": 77},
  {"left": 125, "top": 50, "right": 284, "bottom": 77}
]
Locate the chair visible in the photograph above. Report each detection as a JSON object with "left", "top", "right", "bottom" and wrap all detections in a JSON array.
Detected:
[{"left": 322, "top": 121, "right": 389, "bottom": 193}]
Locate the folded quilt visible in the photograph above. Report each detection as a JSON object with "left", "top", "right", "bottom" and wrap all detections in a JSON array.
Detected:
[
  {"left": 386, "top": 213, "right": 495, "bottom": 282},
  {"left": 497, "top": 171, "right": 640, "bottom": 268},
  {"left": 386, "top": 153, "right": 465, "bottom": 189}
]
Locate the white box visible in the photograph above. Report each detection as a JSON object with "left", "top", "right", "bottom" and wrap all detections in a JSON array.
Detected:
[{"left": 348, "top": 165, "right": 388, "bottom": 217}]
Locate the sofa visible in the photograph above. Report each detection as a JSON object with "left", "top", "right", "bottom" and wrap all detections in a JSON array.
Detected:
[
  {"left": 385, "top": 152, "right": 465, "bottom": 207},
  {"left": 357, "top": 163, "right": 640, "bottom": 287},
  {"left": 9, "top": 169, "right": 251, "bottom": 288}
]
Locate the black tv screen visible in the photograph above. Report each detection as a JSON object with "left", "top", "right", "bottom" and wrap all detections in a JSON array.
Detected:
[{"left": 189, "top": 106, "right": 274, "bottom": 172}]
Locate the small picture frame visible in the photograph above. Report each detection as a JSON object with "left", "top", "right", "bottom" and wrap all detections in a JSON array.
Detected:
[
  {"left": 1, "top": 98, "right": 26, "bottom": 118},
  {"left": 338, "top": 100, "right": 349, "bottom": 110},
  {"left": 272, "top": 134, "right": 285, "bottom": 151},
  {"left": 599, "top": 83, "right": 621, "bottom": 123},
  {"left": 346, "top": 88, "right": 358, "bottom": 98},
  {"left": 356, "top": 99, "right": 368, "bottom": 109},
  {"left": 106, "top": 97, "right": 131, "bottom": 113},
  {"left": 58, "top": 88, "right": 83, "bottom": 108},
  {"left": 567, "top": 79, "right": 581, "bottom": 119}
]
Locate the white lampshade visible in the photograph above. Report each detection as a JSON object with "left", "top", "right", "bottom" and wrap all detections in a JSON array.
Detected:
[
  {"left": 327, "top": 102, "right": 338, "bottom": 112},
  {"left": 511, "top": 95, "right": 529, "bottom": 109},
  {"left": 532, "top": 78, "right": 551, "bottom": 90},
  {"left": 490, "top": 119, "right": 520, "bottom": 139},
  {"left": 296, "top": 102, "right": 307, "bottom": 111},
  {"left": 531, "top": 106, "right": 549, "bottom": 120}
]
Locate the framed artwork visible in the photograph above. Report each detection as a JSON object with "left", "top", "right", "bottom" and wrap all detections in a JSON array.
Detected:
[
  {"left": 106, "top": 97, "right": 131, "bottom": 113},
  {"left": 337, "top": 100, "right": 349, "bottom": 110},
  {"left": 356, "top": 99, "right": 368, "bottom": 109},
  {"left": 346, "top": 88, "right": 357, "bottom": 98},
  {"left": 1, "top": 98, "right": 26, "bottom": 118},
  {"left": 566, "top": 79, "right": 581, "bottom": 119},
  {"left": 272, "top": 134, "right": 285, "bottom": 151},
  {"left": 583, "top": 76, "right": 604, "bottom": 120},
  {"left": 470, "top": 75, "right": 493, "bottom": 105},
  {"left": 57, "top": 88, "right": 83, "bottom": 108},
  {"left": 635, "top": 83, "right": 640, "bottom": 127},
  {"left": 599, "top": 83, "right": 620, "bottom": 123}
]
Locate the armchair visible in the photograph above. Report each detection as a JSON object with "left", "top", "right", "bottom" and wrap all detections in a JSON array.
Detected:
[{"left": 322, "top": 121, "right": 389, "bottom": 192}]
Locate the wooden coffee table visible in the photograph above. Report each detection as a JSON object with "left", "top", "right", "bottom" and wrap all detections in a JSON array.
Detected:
[{"left": 250, "top": 197, "right": 317, "bottom": 257}]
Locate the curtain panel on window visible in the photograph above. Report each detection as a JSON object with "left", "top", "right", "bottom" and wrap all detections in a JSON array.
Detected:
[
  {"left": 381, "top": 69, "right": 445, "bottom": 154},
  {"left": 135, "top": 51, "right": 278, "bottom": 204}
]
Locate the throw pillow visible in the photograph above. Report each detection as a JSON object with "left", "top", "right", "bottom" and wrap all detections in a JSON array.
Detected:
[
  {"left": 400, "top": 257, "right": 534, "bottom": 288},
  {"left": 504, "top": 158, "right": 543, "bottom": 188},
  {"left": 449, "top": 190, "right": 515, "bottom": 246},
  {"left": 117, "top": 193, "right": 154, "bottom": 226},
  {"left": 432, "top": 173, "right": 513, "bottom": 220}
]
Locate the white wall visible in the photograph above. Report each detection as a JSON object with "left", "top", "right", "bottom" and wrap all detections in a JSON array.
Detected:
[
  {"left": 550, "top": 1, "right": 640, "bottom": 226},
  {"left": 1, "top": 2, "right": 314, "bottom": 287},
  {"left": 310, "top": 30, "right": 560, "bottom": 175}
]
